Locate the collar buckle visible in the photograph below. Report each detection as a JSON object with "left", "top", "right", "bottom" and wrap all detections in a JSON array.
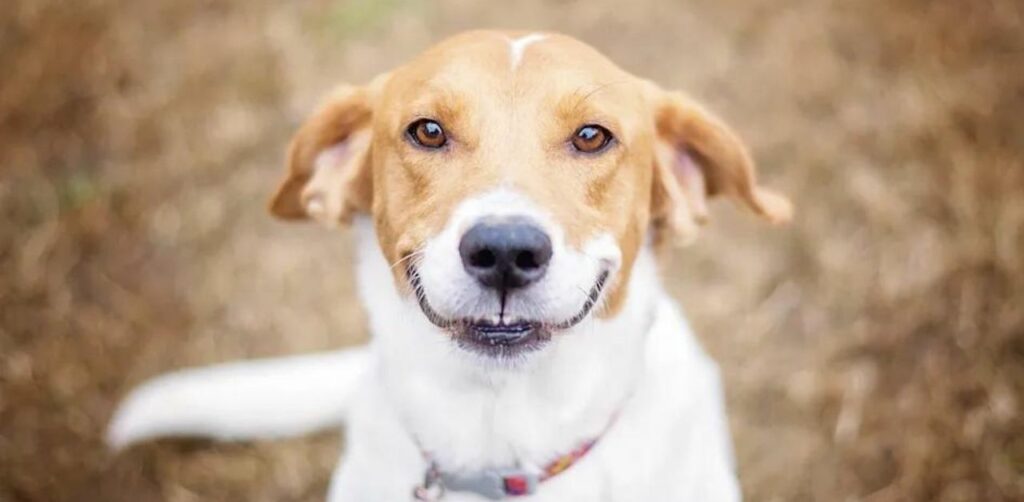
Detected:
[
  {"left": 441, "top": 467, "right": 539, "bottom": 499},
  {"left": 412, "top": 463, "right": 445, "bottom": 501}
]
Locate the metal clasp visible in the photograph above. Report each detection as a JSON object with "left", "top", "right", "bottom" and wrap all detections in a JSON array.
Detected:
[
  {"left": 443, "top": 467, "right": 539, "bottom": 499},
  {"left": 413, "top": 463, "right": 446, "bottom": 501}
]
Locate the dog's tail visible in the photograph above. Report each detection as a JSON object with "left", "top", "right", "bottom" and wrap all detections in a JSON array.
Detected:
[{"left": 107, "top": 346, "right": 371, "bottom": 449}]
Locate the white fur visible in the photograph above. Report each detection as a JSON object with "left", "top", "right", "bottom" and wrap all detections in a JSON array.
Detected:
[
  {"left": 108, "top": 348, "right": 371, "bottom": 448},
  {"left": 109, "top": 212, "right": 740, "bottom": 500},
  {"left": 324, "top": 219, "right": 739, "bottom": 500},
  {"left": 507, "top": 34, "right": 546, "bottom": 70}
]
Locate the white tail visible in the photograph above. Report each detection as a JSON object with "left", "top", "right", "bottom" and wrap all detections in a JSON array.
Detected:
[{"left": 107, "top": 346, "right": 372, "bottom": 449}]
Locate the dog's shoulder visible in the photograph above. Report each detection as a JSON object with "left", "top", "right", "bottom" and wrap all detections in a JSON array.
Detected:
[{"left": 646, "top": 296, "right": 723, "bottom": 380}]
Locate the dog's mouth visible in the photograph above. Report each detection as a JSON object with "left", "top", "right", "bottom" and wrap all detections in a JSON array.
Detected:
[{"left": 406, "top": 264, "right": 611, "bottom": 359}]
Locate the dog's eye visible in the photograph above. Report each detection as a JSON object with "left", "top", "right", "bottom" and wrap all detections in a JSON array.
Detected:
[
  {"left": 571, "top": 125, "right": 614, "bottom": 153},
  {"left": 407, "top": 119, "right": 447, "bottom": 149}
]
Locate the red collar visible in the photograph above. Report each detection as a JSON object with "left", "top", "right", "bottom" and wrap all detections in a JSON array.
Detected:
[{"left": 412, "top": 412, "right": 621, "bottom": 500}]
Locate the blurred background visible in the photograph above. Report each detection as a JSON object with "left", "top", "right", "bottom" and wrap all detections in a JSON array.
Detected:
[{"left": 1, "top": 0, "right": 1022, "bottom": 500}]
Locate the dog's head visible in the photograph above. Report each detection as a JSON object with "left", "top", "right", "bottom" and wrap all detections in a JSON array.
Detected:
[{"left": 270, "top": 31, "right": 791, "bottom": 359}]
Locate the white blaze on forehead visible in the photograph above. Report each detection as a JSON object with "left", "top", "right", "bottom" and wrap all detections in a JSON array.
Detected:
[{"left": 507, "top": 33, "right": 547, "bottom": 70}]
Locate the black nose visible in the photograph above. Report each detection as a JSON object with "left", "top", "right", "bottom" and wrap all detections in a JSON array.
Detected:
[{"left": 459, "top": 220, "right": 553, "bottom": 290}]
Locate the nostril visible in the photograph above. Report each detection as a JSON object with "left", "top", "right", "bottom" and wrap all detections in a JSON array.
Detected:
[
  {"left": 470, "top": 249, "right": 497, "bottom": 269},
  {"left": 515, "top": 250, "right": 539, "bottom": 270},
  {"left": 459, "top": 219, "right": 551, "bottom": 289}
]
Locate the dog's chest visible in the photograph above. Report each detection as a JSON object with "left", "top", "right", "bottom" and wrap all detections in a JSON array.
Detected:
[{"left": 339, "top": 299, "right": 740, "bottom": 501}]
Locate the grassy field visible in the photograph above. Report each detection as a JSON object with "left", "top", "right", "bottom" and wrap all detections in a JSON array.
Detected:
[{"left": 2, "top": 0, "right": 1022, "bottom": 500}]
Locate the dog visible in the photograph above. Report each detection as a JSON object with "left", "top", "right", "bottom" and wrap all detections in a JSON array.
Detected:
[{"left": 108, "top": 30, "right": 791, "bottom": 501}]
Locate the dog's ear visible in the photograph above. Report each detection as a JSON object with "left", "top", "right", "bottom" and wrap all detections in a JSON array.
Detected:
[
  {"left": 269, "top": 83, "right": 378, "bottom": 226},
  {"left": 649, "top": 89, "right": 792, "bottom": 245}
]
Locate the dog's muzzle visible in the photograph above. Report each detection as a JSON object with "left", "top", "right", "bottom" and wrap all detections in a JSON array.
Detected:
[{"left": 407, "top": 215, "right": 612, "bottom": 359}]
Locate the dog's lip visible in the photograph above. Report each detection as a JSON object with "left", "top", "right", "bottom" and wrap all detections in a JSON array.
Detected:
[
  {"left": 468, "top": 319, "right": 537, "bottom": 334},
  {"left": 405, "top": 264, "right": 612, "bottom": 334},
  {"left": 406, "top": 263, "right": 458, "bottom": 329},
  {"left": 457, "top": 321, "right": 548, "bottom": 358},
  {"left": 550, "top": 268, "right": 610, "bottom": 330}
]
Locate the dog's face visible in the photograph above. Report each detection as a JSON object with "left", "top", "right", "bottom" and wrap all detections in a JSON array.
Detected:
[{"left": 270, "top": 31, "right": 790, "bottom": 359}]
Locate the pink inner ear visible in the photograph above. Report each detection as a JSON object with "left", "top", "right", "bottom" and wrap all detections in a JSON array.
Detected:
[
  {"left": 314, "top": 142, "right": 350, "bottom": 172},
  {"left": 673, "top": 150, "right": 709, "bottom": 222},
  {"left": 299, "top": 142, "right": 352, "bottom": 224}
]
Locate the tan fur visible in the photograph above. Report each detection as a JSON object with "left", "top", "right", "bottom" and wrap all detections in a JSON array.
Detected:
[
  {"left": 649, "top": 90, "right": 792, "bottom": 247},
  {"left": 269, "top": 30, "right": 791, "bottom": 316}
]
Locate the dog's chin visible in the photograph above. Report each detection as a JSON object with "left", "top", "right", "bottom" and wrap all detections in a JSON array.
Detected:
[{"left": 407, "top": 266, "right": 611, "bottom": 360}]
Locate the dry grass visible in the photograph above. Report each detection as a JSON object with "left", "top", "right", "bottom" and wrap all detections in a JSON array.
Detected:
[{"left": 1, "top": 0, "right": 1022, "bottom": 500}]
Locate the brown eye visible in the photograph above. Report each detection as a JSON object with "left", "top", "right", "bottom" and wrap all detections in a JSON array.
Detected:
[
  {"left": 407, "top": 119, "right": 447, "bottom": 149},
  {"left": 571, "top": 125, "right": 613, "bottom": 153}
]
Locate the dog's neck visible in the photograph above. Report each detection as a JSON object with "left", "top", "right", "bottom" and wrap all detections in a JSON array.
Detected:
[{"left": 354, "top": 219, "right": 661, "bottom": 470}]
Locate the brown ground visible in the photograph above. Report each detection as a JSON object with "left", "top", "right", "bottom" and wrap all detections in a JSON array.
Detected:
[{"left": 2, "top": 0, "right": 1022, "bottom": 500}]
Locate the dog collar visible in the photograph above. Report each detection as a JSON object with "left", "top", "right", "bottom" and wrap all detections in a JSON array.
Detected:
[{"left": 412, "top": 418, "right": 614, "bottom": 500}]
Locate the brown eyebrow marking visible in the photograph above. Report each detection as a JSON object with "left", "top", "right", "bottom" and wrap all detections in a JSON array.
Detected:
[{"left": 569, "top": 80, "right": 632, "bottom": 114}]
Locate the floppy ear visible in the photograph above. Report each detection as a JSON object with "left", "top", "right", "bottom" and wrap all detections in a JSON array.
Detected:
[
  {"left": 269, "top": 84, "right": 375, "bottom": 226},
  {"left": 649, "top": 90, "right": 792, "bottom": 245}
]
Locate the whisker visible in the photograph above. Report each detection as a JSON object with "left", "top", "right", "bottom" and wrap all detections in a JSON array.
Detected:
[{"left": 390, "top": 249, "right": 425, "bottom": 272}]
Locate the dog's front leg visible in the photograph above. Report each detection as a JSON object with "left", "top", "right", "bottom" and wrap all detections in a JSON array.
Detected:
[{"left": 326, "top": 381, "right": 425, "bottom": 501}]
